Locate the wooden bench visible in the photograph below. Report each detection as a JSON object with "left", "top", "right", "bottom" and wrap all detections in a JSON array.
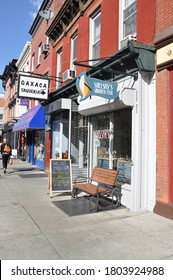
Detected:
[{"left": 72, "top": 167, "right": 121, "bottom": 211}]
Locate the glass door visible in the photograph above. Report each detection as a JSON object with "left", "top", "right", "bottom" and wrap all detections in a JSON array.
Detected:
[
  {"left": 52, "top": 111, "right": 69, "bottom": 159},
  {"left": 91, "top": 114, "right": 111, "bottom": 169}
]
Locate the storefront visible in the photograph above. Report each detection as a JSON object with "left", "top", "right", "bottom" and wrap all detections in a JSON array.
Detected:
[
  {"left": 78, "top": 71, "right": 156, "bottom": 210},
  {"left": 77, "top": 41, "right": 156, "bottom": 211},
  {"left": 45, "top": 41, "right": 156, "bottom": 212},
  {"left": 44, "top": 98, "right": 88, "bottom": 179},
  {"left": 13, "top": 104, "right": 46, "bottom": 169}
]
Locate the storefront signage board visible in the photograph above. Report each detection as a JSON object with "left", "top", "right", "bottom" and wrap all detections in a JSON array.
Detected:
[
  {"left": 20, "top": 98, "right": 29, "bottom": 106},
  {"left": 49, "top": 159, "right": 72, "bottom": 197},
  {"left": 76, "top": 71, "right": 118, "bottom": 101},
  {"left": 157, "top": 42, "right": 173, "bottom": 66},
  {"left": 17, "top": 74, "right": 49, "bottom": 100}
]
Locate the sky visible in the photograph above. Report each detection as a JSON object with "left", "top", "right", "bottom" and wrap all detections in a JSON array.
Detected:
[{"left": 0, "top": 0, "right": 43, "bottom": 93}]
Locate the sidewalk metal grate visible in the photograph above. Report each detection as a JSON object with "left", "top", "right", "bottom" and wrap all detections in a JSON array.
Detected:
[{"left": 18, "top": 173, "right": 48, "bottom": 178}]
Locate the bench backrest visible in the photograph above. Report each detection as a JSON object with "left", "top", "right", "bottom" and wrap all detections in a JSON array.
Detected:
[{"left": 91, "top": 167, "right": 118, "bottom": 187}]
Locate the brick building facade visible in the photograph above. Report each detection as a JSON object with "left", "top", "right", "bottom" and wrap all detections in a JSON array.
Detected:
[{"left": 154, "top": 0, "right": 173, "bottom": 219}]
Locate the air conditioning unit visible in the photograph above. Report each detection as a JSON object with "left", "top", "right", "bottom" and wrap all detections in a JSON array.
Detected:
[
  {"left": 62, "top": 69, "right": 76, "bottom": 82},
  {"left": 120, "top": 34, "right": 136, "bottom": 49},
  {"left": 41, "top": 44, "right": 50, "bottom": 54}
]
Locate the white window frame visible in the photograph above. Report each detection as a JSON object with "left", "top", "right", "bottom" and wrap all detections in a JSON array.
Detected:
[
  {"left": 38, "top": 44, "right": 42, "bottom": 65},
  {"left": 119, "top": 0, "right": 136, "bottom": 47},
  {"left": 70, "top": 33, "right": 78, "bottom": 71},
  {"left": 89, "top": 11, "right": 101, "bottom": 65},
  {"left": 56, "top": 49, "right": 62, "bottom": 89},
  {"left": 31, "top": 54, "right": 35, "bottom": 72}
]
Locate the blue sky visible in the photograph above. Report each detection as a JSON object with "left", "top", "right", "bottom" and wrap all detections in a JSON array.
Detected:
[{"left": 0, "top": 0, "right": 43, "bottom": 93}]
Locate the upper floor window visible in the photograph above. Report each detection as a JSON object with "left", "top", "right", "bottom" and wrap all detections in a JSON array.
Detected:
[
  {"left": 119, "top": 0, "right": 136, "bottom": 45},
  {"left": 31, "top": 54, "right": 35, "bottom": 72},
  {"left": 90, "top": 11, "right": 101, "bottom": 65},
  {"left": 38, "top": 44, "right": 42, "bottom": 65},
  {"left": 56, "top": 49, "right": 62, "bottom": 89},
  {"left": 123, "top": 0, "right": 136, "bottom": 37},
  {"left": 70, "top": 33, "right": 78, "bottom": 71}
]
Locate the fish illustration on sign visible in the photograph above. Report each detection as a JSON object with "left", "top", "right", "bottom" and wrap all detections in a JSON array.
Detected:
[
  {"left": 76, "top": 71, "right": 118, "bottom": 101},
  {"left": 76, "top": 72, "right": 92, "bottom": 101}
]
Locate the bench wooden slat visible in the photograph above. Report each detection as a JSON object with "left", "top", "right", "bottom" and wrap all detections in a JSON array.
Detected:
[
  {"left": 75, "top": 183, "right": 109, "bottom": 196},
  {"left": 91, "top": 168, "right": 117, "bottom": 186}
]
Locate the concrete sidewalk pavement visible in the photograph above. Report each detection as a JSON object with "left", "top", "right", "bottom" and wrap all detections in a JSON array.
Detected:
[{"left": 0, "top": 158, "right": 173, "bottom": 260}]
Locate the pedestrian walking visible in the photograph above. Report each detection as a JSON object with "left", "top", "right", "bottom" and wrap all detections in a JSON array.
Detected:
[{"left": 1, "top": 138, "right": 12, "bottom": 174}]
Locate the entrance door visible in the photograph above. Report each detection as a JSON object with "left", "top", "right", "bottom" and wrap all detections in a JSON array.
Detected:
[
  {"left": 52, "top": 111, "right": 69, "bottom": 159},
  {"left": 91, "top": 113, "right": 111, "bottom": 170}
]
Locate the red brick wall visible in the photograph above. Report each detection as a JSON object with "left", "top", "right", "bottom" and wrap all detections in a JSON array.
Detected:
[
  {"left": 100, "top": 0, "right": 119, "bottom": 56},
  {"left": 137, "top": 0, "right": 155, "bottom": 44},
  {"left": 156, "top": 69, "right": 169, "bottom": 203},
  {"left": 31, "top": 18, "right": 52, "bottom": 76},
  {"left": 155, "top": 0, "right": 173, "bottom": 206},
  {"left": 51, "top": 0, "right": 119, "bottom": 79},
  {"left": 155, "top": 0, "right": 173, "bottom": 33}
]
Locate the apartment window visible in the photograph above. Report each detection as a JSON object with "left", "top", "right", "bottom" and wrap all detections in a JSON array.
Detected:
[
  {"left": 56, "top": 49, "right": 62, "bottom": 89},
  {"left": 31, "top": 55, "right": 35, "bottom": 72},
  {"left": 70, "top": 33, "right": 78, "bottom": 71},
  {"left": 90, "top": 11, "right": 101, "bottom": 65},
  {"left": 38, "top": 44, "right": 42, "bottom": 65},
  {"left": 123, "top": 0, "right": 136, "bottom": 37}
]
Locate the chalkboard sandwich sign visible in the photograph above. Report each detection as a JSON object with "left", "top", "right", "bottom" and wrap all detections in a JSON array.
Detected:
[{"left": 49, "top": 159, "right": 72, "bottom": 197}]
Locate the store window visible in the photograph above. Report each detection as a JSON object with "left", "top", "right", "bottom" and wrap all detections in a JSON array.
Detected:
[
  {"left": 92, "top": 109, "right": 132, "bottom": 183},
  {"left": 113, "top": 109, "right": 131, "bottom": 159},
  {"left": 92, "top": 114, "right": 110, "bottom": 169},
  {"left": 34, "top": 130, "right": 45, "bottom": 160}
]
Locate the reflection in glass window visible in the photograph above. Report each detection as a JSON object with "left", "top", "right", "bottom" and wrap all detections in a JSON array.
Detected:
[
  {"left": 56, "top": 49, "right": 62, "bottom": 89},
  {"left": 70, "top": 33, "right": 78, "bottom": 71},
  {"left": 113, "top": 109, "right": 132, "bottom": 159},
  {"left": 34, "top": 130, "right": 45, "bottom": 160},
  {"left": 123, "top": 0, "right": 136, "bottom": 37},
  {"left": 90, "top": 11, "right": 101, "bottom": 65}
]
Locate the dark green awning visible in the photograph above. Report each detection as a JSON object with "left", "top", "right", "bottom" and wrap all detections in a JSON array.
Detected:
[{"left": 46, "top": 41, "right": 155, "bottom": 104}]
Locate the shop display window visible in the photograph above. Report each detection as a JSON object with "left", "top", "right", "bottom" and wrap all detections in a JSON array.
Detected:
[
  {"left": 92, "top": 114, "right": 110, "bottom": 168},
  {"left": 113, "top": 109, "right": 131, "bottom": 159},
  {"left": 34, "top": 130, "right": 45, "bottom": 160},
  {"left": 92, "top": 109, "right": 132, "bottom": 183}
]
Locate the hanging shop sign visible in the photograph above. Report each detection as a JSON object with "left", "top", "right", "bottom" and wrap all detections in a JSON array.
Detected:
[
  {"left": 76, "top": 71, "right": 118, "bottom": 101},
  {"left": 19, "top": 98, "right": 29, "bottom": 106},
  {"left": 17, "top": 74, "right": 49, "bottom": 100}
]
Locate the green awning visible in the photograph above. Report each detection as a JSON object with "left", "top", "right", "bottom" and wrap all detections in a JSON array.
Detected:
[{"left": 46, "top": 41, "right": 156, "bottom": 103}]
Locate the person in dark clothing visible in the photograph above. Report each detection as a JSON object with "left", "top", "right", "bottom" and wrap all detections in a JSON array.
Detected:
[{"left": 1, "top": 138, "right": 12, "bottom": 174}]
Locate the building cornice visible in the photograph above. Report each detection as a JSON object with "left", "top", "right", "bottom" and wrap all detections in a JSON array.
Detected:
[
  {"left": 46, "top": 0, "right": 94, "bottom": 45},
  {"left": 29, "top": 0, "right": 53, "bottom": 37}
]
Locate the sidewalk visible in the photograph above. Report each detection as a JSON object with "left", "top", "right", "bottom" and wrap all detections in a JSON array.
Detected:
[{"left": 0, "top": 158, "right": 173, "bottom": 260}]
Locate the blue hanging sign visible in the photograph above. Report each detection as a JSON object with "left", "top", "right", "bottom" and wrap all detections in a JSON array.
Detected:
[
  {"left": 76, "top": 71, "right": 118, "bottom": 101},
  {"left": 20, "top": 98, "right": 29, "bottom": 106}
]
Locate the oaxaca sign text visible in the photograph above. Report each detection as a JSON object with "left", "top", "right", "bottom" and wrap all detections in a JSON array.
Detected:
[
  {"left": 76, "top": 71, "right": 118, "bottom": 101},
  {"left": 17, "top": 74, "right": 49, "bottom": 100}
]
